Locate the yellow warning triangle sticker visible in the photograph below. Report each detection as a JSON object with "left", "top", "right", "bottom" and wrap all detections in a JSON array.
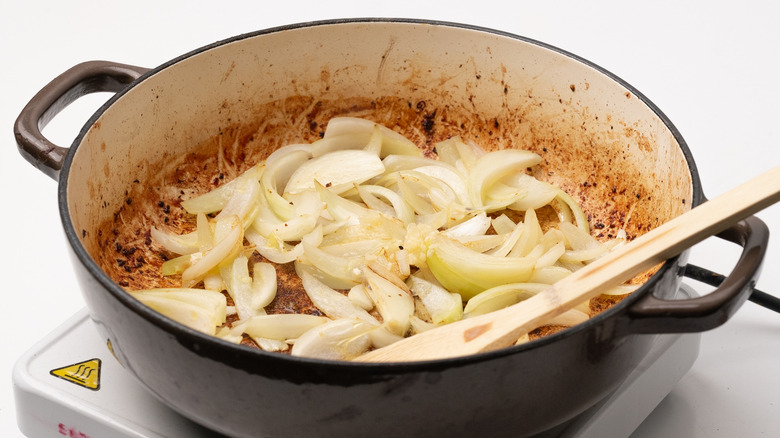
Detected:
[{"left": 50, "top": 358, "right": 101, "bottom": 391}]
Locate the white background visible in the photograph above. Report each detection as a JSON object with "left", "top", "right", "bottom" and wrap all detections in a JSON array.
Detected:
[{"left": 2, "top": 1, "right": 779, "bottom": 436}]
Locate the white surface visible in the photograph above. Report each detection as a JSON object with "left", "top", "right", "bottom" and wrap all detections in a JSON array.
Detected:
[{"left": 2, "top": 1, "right": 778, "bottom": 437}]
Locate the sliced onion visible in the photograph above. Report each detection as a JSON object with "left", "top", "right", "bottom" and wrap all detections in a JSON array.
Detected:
[
  {"left": 442, "top": 212, "right": 491, "bottom": 238},
  {"left": 559, "top": 247, "right": 609, "bottom": 264},
  {"left": 297, "top": 267, "right": 378, "bottom": 324},
  {"left": 140, "top": 117, "right": 642, "bottom": 360},
  {"left": 367, "top": 324, "right": 405, "bottom": 349},
  {"left": 181, "top": 163, "right": 264, "bottom": 214},
  {"left": 407, "top": 273, "right": 463, "bottom": 325},
  {"left": 265, "top": 143, "right": 312, "bottom": 167},
  {"left": 382, "top": 154, "right": 451, "bottom": 174},
  {"left": 482, "top": 181, "right": 530, "bottom": 212},
  {"left": 242, "top": 314, "right": 329, "bottom": 340},
  {"left": 285, "top": 149, "right": 385, "bottom": 195},
  {"left": 291, "top": 318, "right": 374, "bottom": 360},
  {"left": 216, "top": 322, "right": 245, "bottom": 344},
  {"left": 398, "top": 170, "right": 460, "bottom": 209},
  {"left": 215, "top": 176, "right": 261, "bottom": 229},
  {"left": 450, "top": 234, "right": 506, "bottom": 253},
  {"left": 486, "top": 222, "right": 526, "bottom": 257},
  {"left": 363, "top": 267, "right": 415, "bottom": 336},
  {"left": 366, "top": 257, "right": 411, "bottom": 290},
  {"left": 559, "top": 221, "right": 601, "bottom": 251},
  {"left": 396, "top": 176, "right": 437, "bottom": 215},
  {"left": 254, "top": 212, "right": 319, "bottom": 243},
  {"left": 319, "top": 240, "right": 385, "bottom": 258},
  {"left": 130, "top": 288, "right": 227, "bottom": 335},
  {"left": 348, "top": 284, "right": 374, "bottom": 310},
  {"left": 319, "top": 116, "right": 422, "bottom": 158},
  {"left": 357, "top": 184, "right": 415, "bottom": 224},
  {"left": 315, "top": 180, "right": 378, "bottom": 225},
  {"left": 535, "top": 240, "right": 566, "bottom": 268},
  {"left": 525, "top": 228, "right": 564, "bottom": 259},
  {"left": 491, "top": 214, "right": 517, "bottom": 235},
  {"left": 309, "top": 134, "right": 367, "bottom": 158},
  {"left": 529, "top": 266, "right": 572, "bottom": 284},
  {"left": 161, "top": 253, "right": 198, "bottom": 276},
  {"left": 413, "top": 210, "right": 448, "bottom": 229},
  {"left": 409, "top": 315, "right": 436, "bottom": 334},
  {"left": 294, "top": 260, "right": 360, "bottom": 292},
  {"left": 261, "top": 149, "right": 310, "bottom": 221},
  {"left": 426, "top": 234, "right": 535, "bottom": 300},
  {"left": 151, "top": 227, "right": 199, "bottom": 255},
  {"left": 196, "top": 212, "right": 212, "bottom": 251},
  {"left": 463, "top": 283, "right": 550, "bottom": 317},
  {"left": 244, "top": 228, "right": 304, "bottom": 264},
  {"left": 203, "top": 273, "right": 224, "bottom": 292},
  {"left": 300, "top": 241, "right": 363, "bottom": 286},
  {"left": 253, "top": 190, "right": 323, "bottom": 242},
  {"left": 600, "top": 284, "right": 640, "bottom": 296},
  {"left": 356, "top": 185, "right": 395, "bottom": 217},
  {"left": 253, "top": 338, "right": 291, "bottom": 352},
  {"left": 221, "top": 255, "right": 264, "bottom": 320},
  {"left": 252, "top": 262, "right": 277, "bottom": 309},
  {"left": 434, "top": 136, "right": 484, "bottom": 170},
  {"left": 362, "top": 125, "right": 383, "bottom": 156},
  {"left": 433, "top": 136, "right": 464, "bottom": 166},
  {"left": 551, "top": 188, "right": 590, "bottom": 233},
  {"left": 395, "top": 248, "right": 411, "bottom": 278},
  {"left": 320, "top": 222, "right": 395, "bottom": 247},
  {"left": 467, "top": 149, "right": 541, "bottom": 209},
  {"left": 602, "top": 229, "right": 628, "bottom": 251},
  {"left": 504, "top": 175, "right": 558, "bottom": 211},
  {"left": 558, "top": 221, "right": 608, "bottom": 263},
  {"left": 181, "top": 216, "right": 243, "bottom": 287},
  {"left": 412, "top": 165, "right": 470, "bottom": 206},
  {"left": 507, "top": 209, "right": 543, "bottom": 258}
]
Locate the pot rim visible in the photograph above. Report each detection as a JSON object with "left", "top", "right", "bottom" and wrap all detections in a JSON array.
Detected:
[{"left": 58, "top": 17, "right": 703, "bottom": 369}]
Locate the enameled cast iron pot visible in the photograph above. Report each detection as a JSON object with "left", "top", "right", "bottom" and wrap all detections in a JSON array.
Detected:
[{"left": 15, "top": 19, "right": 769, "bottom": 437}]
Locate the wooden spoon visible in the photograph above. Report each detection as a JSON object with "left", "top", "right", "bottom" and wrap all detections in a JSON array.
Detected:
[{"left": 356, "top": 165, "right": 780, "bottom": 362}]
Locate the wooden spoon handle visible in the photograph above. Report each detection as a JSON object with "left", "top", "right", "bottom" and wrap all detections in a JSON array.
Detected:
[{"left": 357, "top": 164, "right": 780, "bottom": 362}]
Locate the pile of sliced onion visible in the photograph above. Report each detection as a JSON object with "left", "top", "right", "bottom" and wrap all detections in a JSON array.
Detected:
[{"left": 131, "top": 116, "right": 635, "bottom": 360}]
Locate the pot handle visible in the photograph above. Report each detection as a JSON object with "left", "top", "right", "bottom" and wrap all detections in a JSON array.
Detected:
[
  {"left": 685, "top": 264, "right": 780, "bottom": 314},
  {"left": 14, "top": 61, "right": 149, "bottom": 180},
  {"left": 626, "top": 215, "right": 769, "bottom": 334}
]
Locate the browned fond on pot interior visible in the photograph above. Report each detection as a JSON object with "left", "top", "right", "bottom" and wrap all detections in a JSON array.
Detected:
[{"left": 93, "top": 94, "right": 676, "bottom": 346}]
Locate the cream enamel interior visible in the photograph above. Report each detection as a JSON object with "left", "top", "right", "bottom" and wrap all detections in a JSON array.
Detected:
[{"left": 65, "top": 21, "right": 693, "bottom": 275}]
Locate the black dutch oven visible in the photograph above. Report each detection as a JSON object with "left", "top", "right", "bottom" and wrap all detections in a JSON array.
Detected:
[{"left": 14, "top": 19, "right": 770, "bottom": 438}]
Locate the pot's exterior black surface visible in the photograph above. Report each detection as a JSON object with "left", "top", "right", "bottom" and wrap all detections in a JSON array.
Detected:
[{"left": 18, "top": 19, "right": 769, "bottom": 438}]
